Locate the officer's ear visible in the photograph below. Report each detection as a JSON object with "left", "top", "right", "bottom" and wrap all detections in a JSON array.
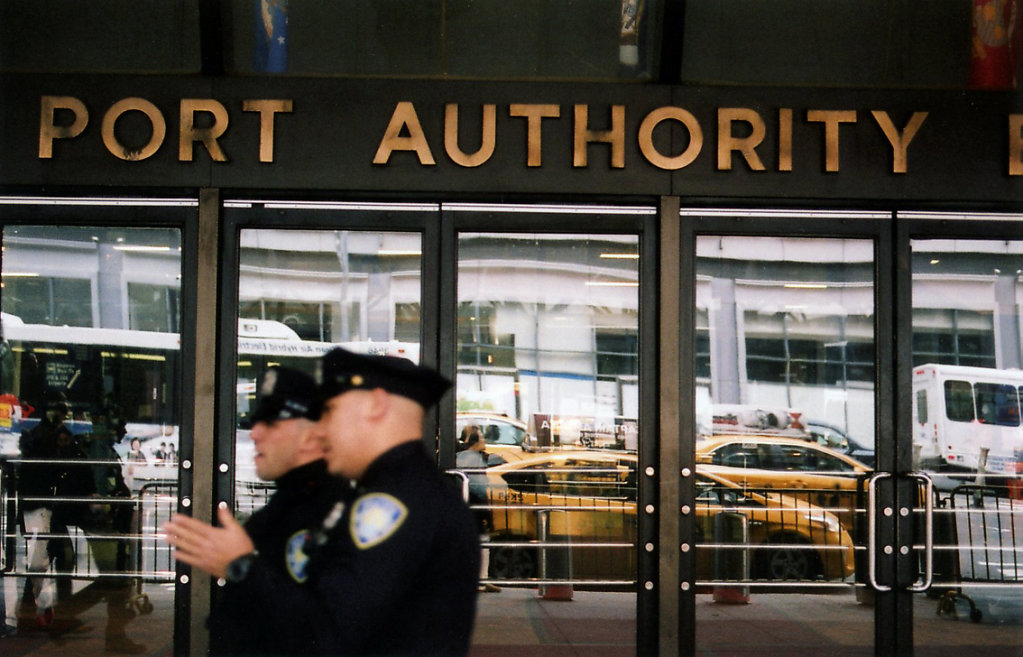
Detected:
[
  {"left": 358, "top": 387, "right": 391, "bottom": 421},
  {"left": 297, "top": 420, "right": 323, "bottom": 456}
]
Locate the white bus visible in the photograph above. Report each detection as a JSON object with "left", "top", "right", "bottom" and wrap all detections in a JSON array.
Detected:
[
  {"left": 912, "top": 363, "right": 1023, "bottom": 477},
  {"left": 0, "top": 313, "right": 418, "bottom": 469}
]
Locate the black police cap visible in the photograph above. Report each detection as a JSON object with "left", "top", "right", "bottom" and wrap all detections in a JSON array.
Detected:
[
  {"left": 318, "top": 347, "right": 451, "bottom": 409},
  {"left": 250, "top": 366, "right": 320, "bottom": 424}
]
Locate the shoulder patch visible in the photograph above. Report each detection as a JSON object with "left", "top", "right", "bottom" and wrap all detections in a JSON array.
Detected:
[
  {"left": 285, "top": 530, "right": 312, "bottom": 583},
  {"left": 350, "top": 493, "right": 408, "bottom": 549}
]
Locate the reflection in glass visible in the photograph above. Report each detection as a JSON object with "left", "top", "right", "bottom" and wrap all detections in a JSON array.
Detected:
[
  {"left": 695, "top": 235, "right": 875, "bottom": 656},
  {"left": 233, "top": 229, "right": 422, "bottom": 503},
  {"left": 912, "top": 238, "right": 1023, "bottom": 654},
  {"left": 455, "top": 229, "right": 640, "bottom": 653},
  {"left": 1, "top": 224, "right": 181, "bottom": 654}
]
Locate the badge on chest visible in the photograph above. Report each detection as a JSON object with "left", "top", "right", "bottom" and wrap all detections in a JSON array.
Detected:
[
  {"left": 286, "top": 530, "right": 312, "bottom": 582},
  {"left": 350, "top": 493, "right": 408, "bottom": 549}
]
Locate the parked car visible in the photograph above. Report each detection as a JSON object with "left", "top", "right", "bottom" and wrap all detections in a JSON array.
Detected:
[
  {"left": 479, "top": 450, "right": 854, "bottom": 583},
  {"left": 695, "top": 434, "right": 870, "bottom": 534},
  {"left": 456, "top": 412, "right": 532, "bottom": 464}
]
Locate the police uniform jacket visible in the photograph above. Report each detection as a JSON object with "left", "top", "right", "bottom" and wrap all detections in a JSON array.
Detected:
[
  {"left": 237, "top": 440, "right": 480, "bottom": 657},
  {"left": 209, "top": 459, "right": 352, "bottom": 657}
]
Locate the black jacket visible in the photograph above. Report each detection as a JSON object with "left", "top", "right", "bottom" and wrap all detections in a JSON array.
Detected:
[
  {"left": 233, "top": 441, "right": 480, "bottom": 657},
  {"left": 209, "top": 459, "right": 353, "bottom": 657}
]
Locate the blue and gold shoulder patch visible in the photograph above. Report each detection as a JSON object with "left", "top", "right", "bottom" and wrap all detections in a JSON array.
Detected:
[
  {"left": 350, "top": 493, "right": 408, "bottom": 550},
  {"left": 285, "top": 530, "right": 312, "bottom": 583}
]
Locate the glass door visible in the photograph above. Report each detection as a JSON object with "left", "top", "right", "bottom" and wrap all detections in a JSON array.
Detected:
[
  {"left": 909, "top": 227, "right": 1023, "bottom": 654},
  {"left": 446, "top": 204, "right": 655, "bottom": 656},
  {"left": 1, "top": 200, "right": 192, "bottom": 656},
  {"left": 689, "top": 223, "right": 880, "bottom": 656}
]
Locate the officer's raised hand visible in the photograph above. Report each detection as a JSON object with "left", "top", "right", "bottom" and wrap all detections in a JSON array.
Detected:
[{"left": 163, "top": 506, "right": 254, "bottom": 578}]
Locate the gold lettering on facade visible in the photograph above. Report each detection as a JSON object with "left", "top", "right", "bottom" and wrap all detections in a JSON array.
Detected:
[
  {"left": 637, "top": 106, "right": 703, "bottom": 170},
  {"left": 179, "top": 99, "right": 229, "bottom": 162},
  {"left": 573, "top": 104, "right": 625, "bottom": 168},
  {"left": 373, "top": 101, "right": 436, "bottom": 165},
  {"left": 1009, "top": 114, "right": 1023, "bottom": 176},
  {"left": 778, "top": 108, "right": 793, "bottom": 172},
  {"left": 444, "top": 104, "right": 497, "bottom": 167},
  {"left": 717, "top": 108, "right": 766, "bottom": 171},
  {"left": 509, "top": 104, "right": 561, "bottom": 167},
  {"left": 807, "top": 110, "right": 857, "bottom": 172},
  {"left": 39, "top": 96, "right": 88, "bottom": 159},
  {"left": 102, "top": 97, "right": 166, "bottom": 161},
  {"left": 242, "top": 99, "right": 293, "bottom": 162},
  {"left": 871, "top": 111, "right": 927, "bottom": 174}
]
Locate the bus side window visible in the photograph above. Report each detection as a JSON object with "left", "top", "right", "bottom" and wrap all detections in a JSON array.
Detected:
[
  {"left": 916, "top": 389, "right": 928, "bottom": 424},
  {"left": 943, "top": 380, "right": 975, "bottom": 422},
  {"left": 975, "top": 383, "right": 1021, "bottom": 427}
]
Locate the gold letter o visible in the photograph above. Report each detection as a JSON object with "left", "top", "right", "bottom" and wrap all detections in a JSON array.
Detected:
[
  {"left": 638, "top": 107, "right": 703, "bottom": 170},
  {"left": 102, "top": 98, "right": 166, "bottom": 161}
]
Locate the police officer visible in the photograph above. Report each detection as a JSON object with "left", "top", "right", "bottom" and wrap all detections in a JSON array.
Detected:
[
  {"left": 165, "top": 366, "right": 351, "bottom": 656},
  {"left": 165, "top": 349, "right": 479, "bottom": 657}
]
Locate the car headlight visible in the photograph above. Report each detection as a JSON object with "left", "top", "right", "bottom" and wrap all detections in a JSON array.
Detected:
[{"left": 803, "top": 512, "right": 840, "bottom": 534}]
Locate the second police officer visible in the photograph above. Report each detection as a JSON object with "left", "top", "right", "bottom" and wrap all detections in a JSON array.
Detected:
[{"left": 210, "top": 366, "right": 353, "bottom": 657}]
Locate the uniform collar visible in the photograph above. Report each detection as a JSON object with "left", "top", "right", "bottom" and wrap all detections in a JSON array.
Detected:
[
  {"left": 275, "top": 458, "right": 330, "bottom": 491},
  {"left": 359, "top": 440, "right": 426, "bottom": 485}
]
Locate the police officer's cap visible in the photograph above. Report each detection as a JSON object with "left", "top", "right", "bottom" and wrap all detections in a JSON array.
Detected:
[
  {"left": 250, "top": 366, "right": 320, "bottom": 424},
  {"left": 319, "top": 347, "right": 451, "bottom": 409}
]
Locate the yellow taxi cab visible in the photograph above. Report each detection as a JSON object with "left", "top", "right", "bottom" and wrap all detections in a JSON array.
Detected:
[
  {"left": 478, "top": 450, "right": 854, "bottom": 584},
  {"left": 695, "top": 434, "right": 870, "bottom": 531}
]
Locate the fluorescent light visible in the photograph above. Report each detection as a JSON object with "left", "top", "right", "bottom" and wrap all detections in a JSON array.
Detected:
[
  {"left": 585, "top": 281, "right": 639, "bottom": 287},
  {"left": 1, "top": 271, "right": 40, "bottom": 277},
  {"left": 600, "top": 253, "right": 639, "bottom": 260},
  {"left": 127, "top": 353, "right": 166, "bottom": 362},
  {"left": 113, "top": 245, "right": 173, "bottom": 252},
  {"left": 784, "top": 283, "right": 828, "bottom": 289},
  {"left": 377, "top": 250, "right": 422, "bottom": 256}
]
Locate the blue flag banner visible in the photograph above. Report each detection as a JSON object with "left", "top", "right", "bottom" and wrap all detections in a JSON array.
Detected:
[{"left": 254, "top": 0, "right": 289, "bottom": 73}]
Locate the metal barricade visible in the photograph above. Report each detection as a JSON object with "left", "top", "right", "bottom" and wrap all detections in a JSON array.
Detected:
[
  {"left": 931, "top": 485, "right": 1023, "bottom": 622},
  {"left": 136, "top": 481, "right": 180, "bottom": 583}
]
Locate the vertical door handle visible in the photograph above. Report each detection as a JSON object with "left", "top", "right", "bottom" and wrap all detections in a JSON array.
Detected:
[
  {"left": 907, "top": 471, "right": 934, "bottom": 593},
  {"left": 868, "top": 472, "right": 892, "bottom": 592}
]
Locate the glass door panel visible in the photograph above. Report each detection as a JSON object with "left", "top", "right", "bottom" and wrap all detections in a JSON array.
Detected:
[
  {"left": 231, "top": 226, "right": 423, "bottom": 511},
  {"left": 455, "top": 225, "right": 641, "bottom": 655},
  {"left": 911, "top": 237, "right": 1023, "bottom": 653},
  {"left": 2, "top": 220, "right": 184, "bottom": 654},
  {"left": 694, "top": 235, "right": 875, "bottom": 656}
]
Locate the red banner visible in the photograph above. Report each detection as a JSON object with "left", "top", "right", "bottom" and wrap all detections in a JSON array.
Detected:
[{"left": 969, "top": 0, "right": 1022, "bottom": 88}]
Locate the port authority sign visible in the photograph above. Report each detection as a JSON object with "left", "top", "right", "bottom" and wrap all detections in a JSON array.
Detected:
[{"left": 3, "top": 74, "right": 1021, "bottom": 202}]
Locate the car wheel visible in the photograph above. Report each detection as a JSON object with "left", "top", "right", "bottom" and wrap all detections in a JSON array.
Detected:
[
  {"left": 755, "top": 539, "right": 821, "bottom": 580},
  {"left": 488, "top": 542, "right": 537, "bottom": 580}
]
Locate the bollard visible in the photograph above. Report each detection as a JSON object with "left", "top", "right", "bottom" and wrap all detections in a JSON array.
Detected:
[
  {"left": 537, "top": 509, "right": 573, "bottom": 601},
  {"left": 712, "top": 511, "right": 750, "bottom": 604}
]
